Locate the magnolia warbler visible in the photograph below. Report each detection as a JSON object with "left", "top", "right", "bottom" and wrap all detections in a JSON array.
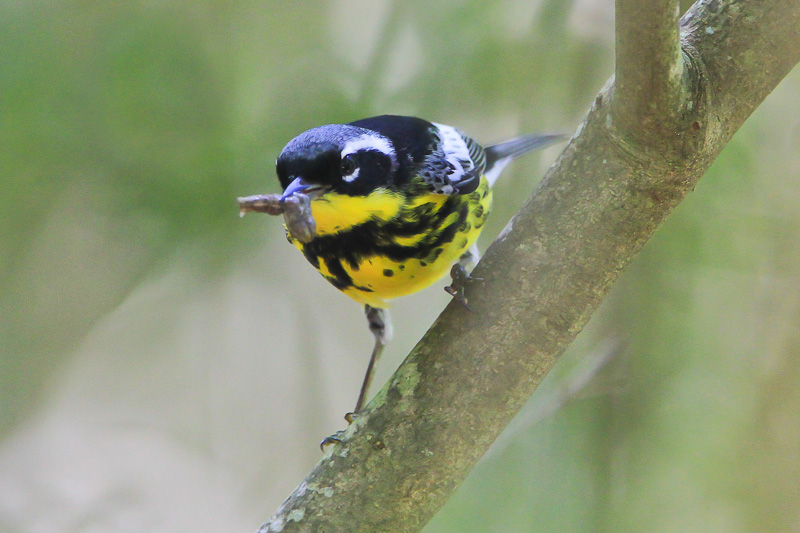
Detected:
[{"left": 242, "top": 115, "right": 563, "bottom": 433}]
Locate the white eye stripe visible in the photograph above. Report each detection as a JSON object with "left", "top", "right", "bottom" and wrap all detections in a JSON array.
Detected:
[
  {"left": 340, "top": 134, "right": 395, "bottom": 159},
  {"left": 339, "top": 133, "right": 396, "bottom": 183}
]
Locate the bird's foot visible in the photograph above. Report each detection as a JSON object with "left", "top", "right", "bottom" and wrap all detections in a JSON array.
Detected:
[
  {"left": 444, "top": 264, "right": 483, "bottom": 311},
  {"left": 319, "top": 411, "right": 359, "bottom": 451},
  {"left": 319, "top": 431, "right": 346, "bottom": 451}
]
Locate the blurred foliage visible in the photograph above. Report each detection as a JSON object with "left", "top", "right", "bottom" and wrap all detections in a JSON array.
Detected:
[{"left": 1, "top": 0, "right": 799, "bottom": 531}]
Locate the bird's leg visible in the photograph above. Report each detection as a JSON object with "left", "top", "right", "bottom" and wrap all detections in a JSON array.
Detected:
[
  {"left": 345, "top": 305, "right": 392, "bottom": 423},
  {"left": 321, "top": 306, "right": 391, "bottom": 449},
  {"left": 444, "top": 244, "right": 483, "bottom": 310}
]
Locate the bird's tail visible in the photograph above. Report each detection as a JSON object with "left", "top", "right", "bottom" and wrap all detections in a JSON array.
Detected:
[{"left": 484, "top": 133, "right": 567, "bottom": 186}]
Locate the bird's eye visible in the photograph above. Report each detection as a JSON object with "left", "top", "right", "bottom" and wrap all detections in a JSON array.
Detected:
[{"left": 341, "top": 154, "right": 357, "bottom": 176}]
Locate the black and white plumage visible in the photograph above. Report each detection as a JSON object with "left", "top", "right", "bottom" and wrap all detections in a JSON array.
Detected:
[
  {"left": 266, "top": 114, "right": 565, "bottom": 431},
  {"left": 341, "top": 116, "right": 486, "bottom": 196},
  {"left": 277, "top": 115, "right": 564, "bottom": 200},
  {"left": 420, "top": 122, "right": 483, "bottom": 195},
  {"left": 344, "top": 115, "right": 562, "bottom": 196},
  {"left": 274, "top": 114, "right": 565, "bottom": 308}
]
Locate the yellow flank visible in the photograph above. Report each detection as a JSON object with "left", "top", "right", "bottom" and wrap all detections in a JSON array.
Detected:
[
  {"left": 310, "top": 189, "right": 403, "bottom": 235},
  {"left": 290, "top": 177, "right": 493, "bottom": 309},
  {"left": 339, "top": 236, "right": 474, "bottom": 308}
]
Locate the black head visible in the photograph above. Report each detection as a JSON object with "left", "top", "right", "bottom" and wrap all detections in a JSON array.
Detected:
[{"left": 276, "top": 124, "right": 400, "bottom": 199}]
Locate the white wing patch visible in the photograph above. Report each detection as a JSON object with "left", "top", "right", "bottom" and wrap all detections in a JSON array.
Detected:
[
  {"left": 422, "top": 123, "right": 483, "bottom": 195},
  {"left": 433, "top": 122, "right": 474, "bottom": 190}
]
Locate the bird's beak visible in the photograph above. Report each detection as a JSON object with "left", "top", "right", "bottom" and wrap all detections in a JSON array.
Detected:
[{"left": 280, "top": 177, "right": 312, "bottom": 203}]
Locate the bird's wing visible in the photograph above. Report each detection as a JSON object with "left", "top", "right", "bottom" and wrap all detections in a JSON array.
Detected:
[{"left": 419, "top": 123, "right": 487, "bottom": 195}]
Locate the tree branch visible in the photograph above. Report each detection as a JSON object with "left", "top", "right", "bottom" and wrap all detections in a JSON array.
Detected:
[
  {"left": 613, "top": 0, "right": 684, "bottom": 147},
  {"left": 261, "top": 1, "right": 800, "bottom": 531}
]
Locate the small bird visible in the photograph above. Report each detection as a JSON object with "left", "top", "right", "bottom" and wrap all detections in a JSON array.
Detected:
[{"left": 274, "top": 115, "right": 563, "bottom": 427}]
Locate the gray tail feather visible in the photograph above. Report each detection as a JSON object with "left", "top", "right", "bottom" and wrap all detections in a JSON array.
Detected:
[
  {"left": 483, "top": 132, "right": 566, "bottom": 186},
  {"left": 485, "top": 133, "right": 567, "bottom": 169}
]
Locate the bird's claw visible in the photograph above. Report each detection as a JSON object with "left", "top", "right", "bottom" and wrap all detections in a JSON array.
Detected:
[
  {"left": 319, "top": 431, "right": 346, "bottom": 451},
  {"left": 444, "top": 264, "right": 483, "bottom": 311},
  {"left": 319, "top": 411, "right": 360, "bottom": 451}
]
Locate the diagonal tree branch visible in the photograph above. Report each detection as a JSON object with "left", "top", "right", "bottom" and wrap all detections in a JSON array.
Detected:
[{"left": 261, "top": 1, "right": 800, "bottom": 531}]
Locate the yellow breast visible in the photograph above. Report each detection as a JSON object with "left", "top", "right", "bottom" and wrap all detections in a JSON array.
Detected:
[
  {"left": 289, "top": 177, "right": 492, "bottom": 308},
  {"left": 310, "top": 189, "right": 406, "bottom": 236}
]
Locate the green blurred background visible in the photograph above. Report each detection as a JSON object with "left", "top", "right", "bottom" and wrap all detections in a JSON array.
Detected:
[{"left": 2, "top": 1, "right": 799, "bottom": 531}]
